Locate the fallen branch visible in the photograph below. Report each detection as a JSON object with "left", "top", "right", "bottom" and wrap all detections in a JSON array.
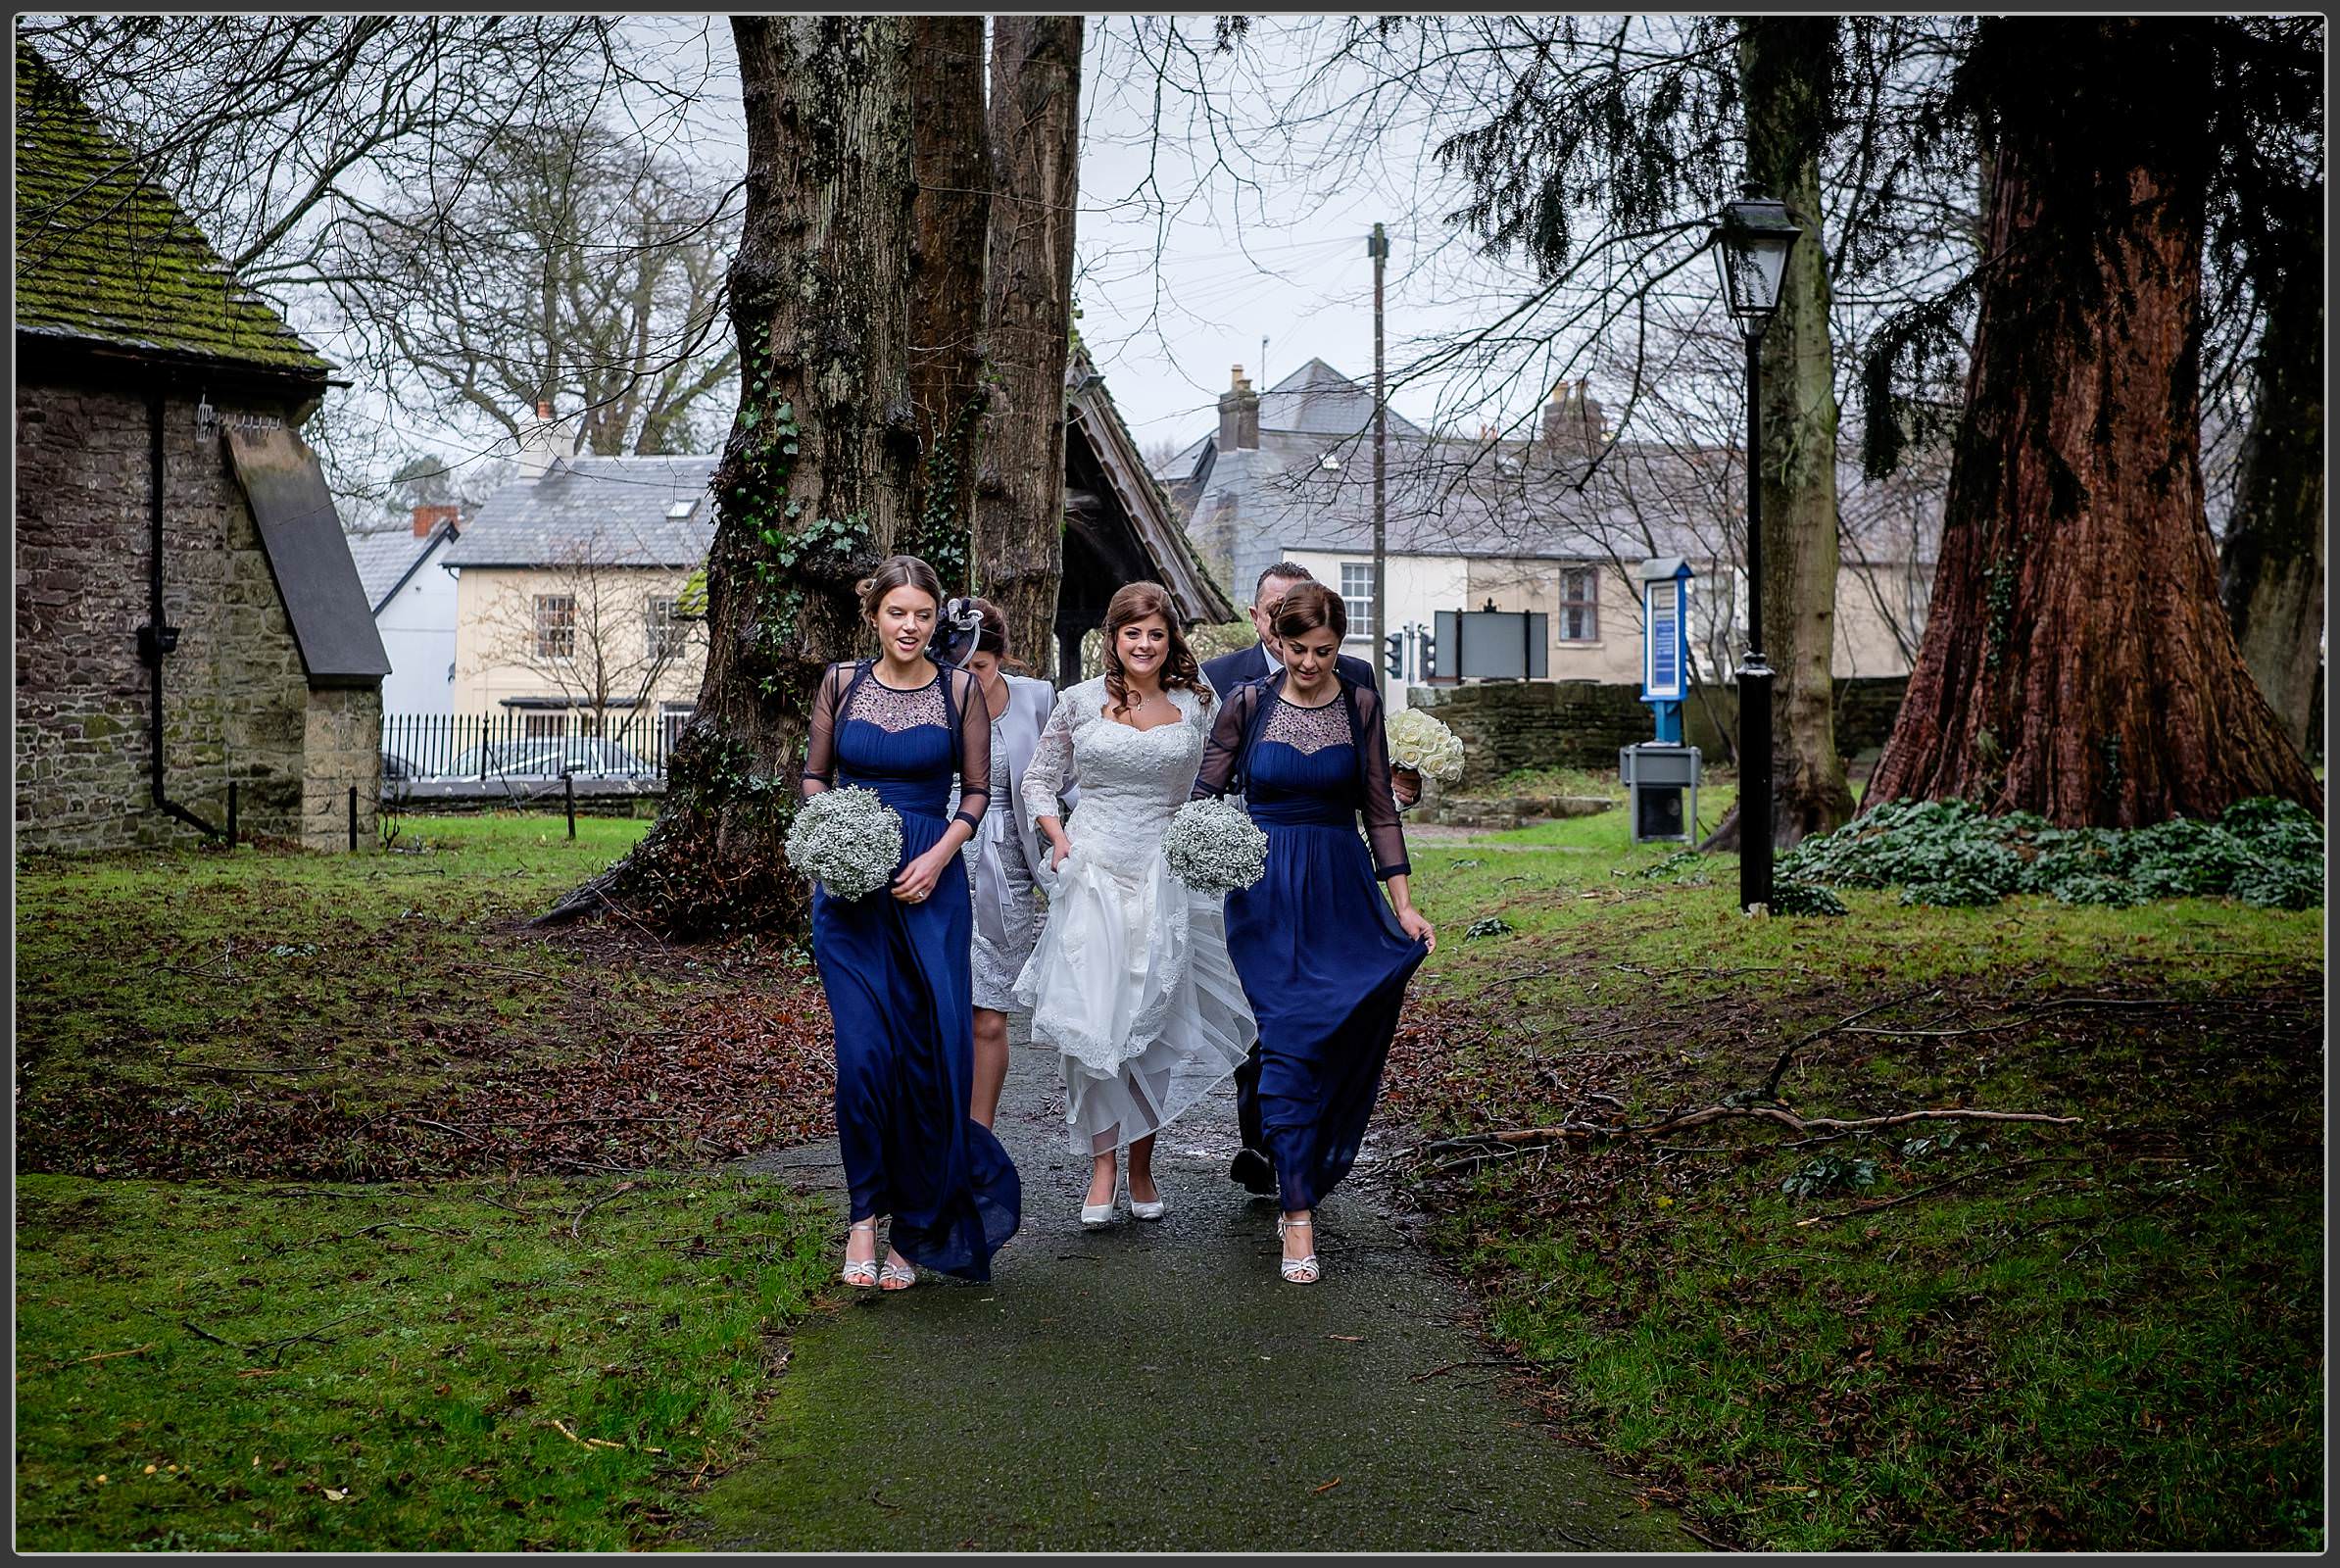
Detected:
[
  {"left": 73, "top": 1343, "right": 154, "bottom": 1365},
  {"left": 1419, "top": 1104, "right": 2080, "bottom": 1170},
  {"left": 1762, "top": 986, "right": 1943, "bottom": 1102},
  {"left": 570, "top": 1180, "right": 647, "bottom": 1239}
]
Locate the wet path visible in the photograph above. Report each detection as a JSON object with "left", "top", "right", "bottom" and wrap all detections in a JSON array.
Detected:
[{"left": 701, "top": 1048, "right": 1692, "bottom": 1551}]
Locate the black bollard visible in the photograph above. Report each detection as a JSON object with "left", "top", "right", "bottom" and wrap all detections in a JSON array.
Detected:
[{"left": 565, "top": 771, "right": 576, "bottom": 840}]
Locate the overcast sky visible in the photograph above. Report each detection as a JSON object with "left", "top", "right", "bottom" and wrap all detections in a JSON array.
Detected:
[{"left": 593, "top": 16, "right": 1597, "bottom": 457}]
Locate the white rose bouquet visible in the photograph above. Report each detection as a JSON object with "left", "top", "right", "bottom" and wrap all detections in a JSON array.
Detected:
[
  {"left": 1385, "top": 707, "right": 1466, "bottom": 783},
  {"left": 1161, "top": 797, "right": 1270, "bottom": 894},
  {"left": 785, "top": 785, "right": 905, "bottom": 902}
]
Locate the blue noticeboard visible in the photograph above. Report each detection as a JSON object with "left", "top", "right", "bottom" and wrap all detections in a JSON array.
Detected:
[
  {"left": 1636, "top": 557, "right": 1693, "bottom": 744},
  {"left": 1647, "top": 588, "right": 1682, "bottom": 696}
]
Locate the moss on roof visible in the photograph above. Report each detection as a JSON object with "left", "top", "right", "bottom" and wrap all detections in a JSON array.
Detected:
[{"left": 13, "top": 43, "right": 330, "bottom": 377}]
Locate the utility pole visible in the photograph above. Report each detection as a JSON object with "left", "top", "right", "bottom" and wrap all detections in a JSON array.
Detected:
[{"left": 1369, "top": 221, "right": 1389, "bottom": 696}]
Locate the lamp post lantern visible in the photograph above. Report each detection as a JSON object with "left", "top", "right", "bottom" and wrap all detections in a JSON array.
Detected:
[{"left": 1710, "top": 196, "right": 1801, "bottom": 913}]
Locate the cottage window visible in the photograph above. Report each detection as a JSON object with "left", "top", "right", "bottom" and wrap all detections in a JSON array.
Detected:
[
  {"left": 1339, "top": 562, "right": 1375, "bottom": 633},
  {"left": 646, "top": 596, "right": 687, "bottom": 661},
  {"left": 522, "top": 711, "right": 569, "bottom": 741},
  {"left": 535, "top": 594, "right": 576, "bottom": 660},
  {"left": 1558, "top": 567, "right": 1598, "bottom": 642}
]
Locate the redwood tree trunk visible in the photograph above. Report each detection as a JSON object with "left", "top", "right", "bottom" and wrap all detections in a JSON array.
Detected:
[
  {"left": 1703, "top": 17, "right": 1856, "bottom": 853},
  {"left": 1866, "top": 22, "right": 2320, "bottom": 824},
  {"left": 2218, "top": 254, "right": 2324, "bottom": 759},
  {"left": 903, "top": 16, "right": 991, "bottom": 593},
  {"left": 973, "top": 15, "right": 1083, "bottom": 670},
  {"left": 544, "top": 17, "right": 922, "bottom": 934}
]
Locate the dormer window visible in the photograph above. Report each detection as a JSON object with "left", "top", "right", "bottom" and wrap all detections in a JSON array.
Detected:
[
  {"left": 1319, "top": 453, "right": 1341, "bottom": 470},
  {"left": 665, "top": 498, "right": 699, "bottom": 519}
]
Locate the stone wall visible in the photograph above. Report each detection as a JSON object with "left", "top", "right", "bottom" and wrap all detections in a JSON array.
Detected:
[
  {"left": 14, "top": 370, "right": 368, "bottom": 854},
  {"left": 303, "top": 686, "right": 384, "bottom": 851},
  {"left": 1406, "top": 675, "right": 1910, "bottom": 788}
]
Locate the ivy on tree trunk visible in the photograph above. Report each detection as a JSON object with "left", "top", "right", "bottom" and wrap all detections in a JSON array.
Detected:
[{"left": 542, "top": 17, "right": 925, "bottom": 935}]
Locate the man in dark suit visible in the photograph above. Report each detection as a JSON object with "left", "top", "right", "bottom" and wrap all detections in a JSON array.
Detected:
[{"left": 1201, "top": 561, "right": 1419, "bottom": 1195}]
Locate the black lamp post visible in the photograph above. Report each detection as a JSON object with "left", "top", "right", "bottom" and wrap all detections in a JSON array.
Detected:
[{"left": 1710, "top": 196, "right": 1801, "bottom": 913}]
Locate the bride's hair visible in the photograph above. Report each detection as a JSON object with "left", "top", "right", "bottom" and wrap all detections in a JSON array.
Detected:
[{"left": 1100, "top": 581, "right": 1210, "bottom": 716}]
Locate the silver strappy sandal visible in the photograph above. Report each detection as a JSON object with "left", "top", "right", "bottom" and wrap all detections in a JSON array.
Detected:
[{"left": 1277, "top": 1215, "right": 1320, "bottom": 1285}]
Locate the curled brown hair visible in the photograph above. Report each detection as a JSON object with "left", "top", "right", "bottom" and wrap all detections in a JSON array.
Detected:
[
  {"left": 855, "top": 555, "right": 945, "bottom": 623},
  {"left": 1101, "top": 581, "right": 1210, "bottom": 716},
  {"left": 1267, "top": 578, "right": 1347, "bottom": 643},
  {"left": 964, "top": 596, "right": 1030, "bottom": 675}
]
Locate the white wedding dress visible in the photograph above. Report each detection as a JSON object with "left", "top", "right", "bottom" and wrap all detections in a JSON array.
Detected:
[{"left": 1013, "top": 677, "right": 1258, "bottom": 1156}]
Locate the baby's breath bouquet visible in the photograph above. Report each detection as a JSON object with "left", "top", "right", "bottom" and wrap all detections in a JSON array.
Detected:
[
  {"left": 1385, "top": 707, "right": 1466, "bottom": 783},
  {"left": 1161, "top": 797, "right": 1270, "bottom": 894},
  {"left": 786, "top": 786, "right": 904, "bottom": 902}
]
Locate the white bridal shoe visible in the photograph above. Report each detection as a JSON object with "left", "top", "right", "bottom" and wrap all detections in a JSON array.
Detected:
[
  {"left": 1127, "top": 1177, "right": 1167, "bottom": 1222},
  {"left": 1278, "top": 1215, "right": 1320, "bottom": 1285},
  {"left": 1080, "top": 1195, "right": 1119, "bottom": 1228}
]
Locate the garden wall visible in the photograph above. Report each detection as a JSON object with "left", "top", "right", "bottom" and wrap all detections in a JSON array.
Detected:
[{"left": 1407, "top": 676, "right": 1910, "bottom": 790}]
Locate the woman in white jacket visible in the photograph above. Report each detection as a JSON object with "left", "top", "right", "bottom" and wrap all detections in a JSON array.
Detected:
[{"left": 948, "top": 597, "right": 1065, "bottom": 1129}]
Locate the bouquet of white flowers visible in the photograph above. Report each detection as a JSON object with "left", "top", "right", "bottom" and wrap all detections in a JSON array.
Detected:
[
  {"left": 785, "top": 786, "right": 904, "bottom": 902},
  {"left": 1161, "top": 797, "right": 1270, "bottom": 894},
  {"left": 1385, "top": 707, "right": 1466, "bottom": 783}
]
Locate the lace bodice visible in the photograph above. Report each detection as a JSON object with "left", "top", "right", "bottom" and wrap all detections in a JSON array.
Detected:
[
  {"left": 1021, "top": 676, "right": 1210, "bottom": 870},
  {"left": 1261, "top": 693, "right": 1351, "bottom": 754},
  {"left": 844, "top": 674, "right": 949, "bottom": 732},
  {"left": 801, "top": 661, "right": 990, "bottom": 830}
]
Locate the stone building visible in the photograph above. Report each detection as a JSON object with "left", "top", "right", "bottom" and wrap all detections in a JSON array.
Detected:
[{"left": 13, "top": 44, "right": 388, "bottom": 855}]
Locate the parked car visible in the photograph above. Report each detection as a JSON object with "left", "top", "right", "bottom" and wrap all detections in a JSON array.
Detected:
[{"left": 428, "top": 738, "right": 654, "bottom": 781}]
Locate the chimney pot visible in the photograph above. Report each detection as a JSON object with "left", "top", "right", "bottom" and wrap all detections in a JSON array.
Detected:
[{"left": 536, "top": 399, "right": 554, "bottom": 419}]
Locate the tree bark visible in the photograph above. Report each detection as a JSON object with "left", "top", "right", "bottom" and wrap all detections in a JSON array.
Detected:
[
  {"left": 973, "top": 15, "right": 1083, "bottom": 672},
  {"left": 1703, "top": 17, "right": 1856, "bottom": 853},
  {"left": 903, "top": 16, "right": 991, "bottom": 593},
  {"left": 1866, "top": 21, "right": 2320, "bottom": 824},
  {"left": 543, "top": 16, "right": 922, "bottom": 934},
  {"left": 2217, "top": 252, "right": 2324, "bottom": 758}
]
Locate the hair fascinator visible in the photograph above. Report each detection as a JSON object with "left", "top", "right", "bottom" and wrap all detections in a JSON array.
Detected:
[{"left": 931, "top": 596, "right": 985, "bottom": 666}]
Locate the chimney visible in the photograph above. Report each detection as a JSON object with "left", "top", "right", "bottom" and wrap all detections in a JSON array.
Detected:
[
  {"left": 1540, "top": 378, "right": 1606, "bottom": 456},
  {"left": 1217, "top": 365, "right": 1259, "bottom": 452},
  {"left": 517, "top": 398, "right": 578, "bottom": 482},
  {"left": 411, "top": 503, "right": 460, "bottom": 539}
]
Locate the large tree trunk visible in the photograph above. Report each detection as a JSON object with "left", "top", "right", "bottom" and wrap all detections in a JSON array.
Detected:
[
  {"left": 973, "top": 15, "right": 1083, "bottom": 672},
  {"left": 1866, "top": 22, "right": 2320, "bottom": 824},
  {"left": 2217, "top": 252, "right": 2324, "bottom": 759},
  {"left": 903, "top": 16, "right": 991, "bottom": 593},
  {"left": 1703, "top": 17, "right": 1856, "bottom": 853},
  {"left": 543, "top": 17, "right": 922, "bottom": 935}
]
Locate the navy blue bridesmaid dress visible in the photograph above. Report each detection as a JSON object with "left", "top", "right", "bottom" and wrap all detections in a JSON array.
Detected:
[
  {"left": 1193, "top": 669, "right": 1427, "bottom": 1209},
  {"left": 802, "top": 659, "right": 1021, "bottom": 1280}
]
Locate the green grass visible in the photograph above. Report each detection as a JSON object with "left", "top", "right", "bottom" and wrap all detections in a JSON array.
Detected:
[
  {"left": 1392, "top": 798, "right": 2324, "bottom": 1549},
  {"left": 13, "top": 1171, "right": 833, "bottom": 1550}
]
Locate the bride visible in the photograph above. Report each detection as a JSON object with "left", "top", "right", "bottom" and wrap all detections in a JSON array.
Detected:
[{"left": 1015, "top": 582, "right": 1257, "bottom": 1227}]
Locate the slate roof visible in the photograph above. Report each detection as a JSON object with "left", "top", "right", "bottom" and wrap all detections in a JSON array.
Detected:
[
  {"left": 1255, "top": 357, "right": 1427, "bottom": 442},
  {"left": 442, "top": 455, "right": 717, "bottom": 570},
  {"left": 345, "top": 523, "right": 457, "bottom": 613},
  {"left": 1185, "top": 407, "right": 1940, "bottom": 602},
  {"left": 1065, "top": 342, "right": 1237, "bottom": 624},
  {"left": 12, "top": 43, "right": 332, "bottom": 378}
]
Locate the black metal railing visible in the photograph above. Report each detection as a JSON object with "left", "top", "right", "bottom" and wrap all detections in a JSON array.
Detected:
[{"left": 380, "top": 710, "right": 684, "bottom": 786}]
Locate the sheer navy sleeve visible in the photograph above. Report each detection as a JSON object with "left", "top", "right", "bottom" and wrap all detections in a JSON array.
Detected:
[
  {"left": 801, "top": 662, "right": 853, "bottom": 799},
  {"left": 947, "top": 665, "right": 991, "bottom": 833},
  {"left": 1351, "top": 682, "right": 1411, "bottom": 879},
  {"left": 1192, "top": 682, "right": 1258, "bottom": 800}
]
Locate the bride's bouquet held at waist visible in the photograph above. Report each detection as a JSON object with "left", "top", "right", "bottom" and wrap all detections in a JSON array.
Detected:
[
  {"left": 786, "top": 786, "right": 905, "bottom": 902},
  {"left": 1161, "top": 798, "right": 1270, "bottom": 894},
  {"left": 1385, "top": 707, "right": 1466, "bottom": 783}
]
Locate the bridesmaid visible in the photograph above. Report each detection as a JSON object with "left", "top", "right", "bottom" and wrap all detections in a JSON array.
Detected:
[
  {"left": 1192, "top": 580, "right": 1436, "bottom": 1284},
  {"left": 951, "top": 597, "right": 1064, "bottom": 1128},
  {"left": 801, "top": 555, "right": 1021, "bottom": 1290}
]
